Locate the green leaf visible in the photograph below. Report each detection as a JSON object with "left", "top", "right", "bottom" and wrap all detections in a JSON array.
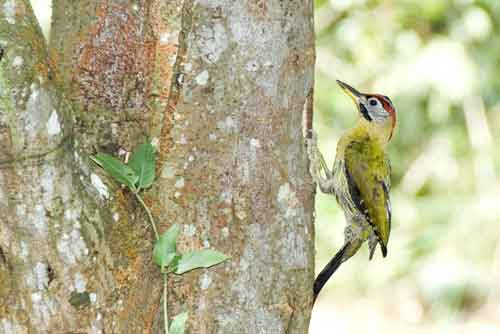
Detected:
[
  {"left": 128, "top": 140, "right": 156, "bottom": 190},
  {"left": 153, "top": 224, "right": 181, "bottom": 272},
  {"left": 91, "top": 153, "right": 138, "bottom": 190},
  {"left": 174, "top": 249, "right": 230, "bottom": 275},
  {"left": 169, "top": 312, "right": 188, "bottom": 334}
]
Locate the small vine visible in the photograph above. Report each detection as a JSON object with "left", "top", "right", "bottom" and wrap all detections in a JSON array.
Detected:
[{"left": 92, "top": 140, "right": 230, "bottom": 333}]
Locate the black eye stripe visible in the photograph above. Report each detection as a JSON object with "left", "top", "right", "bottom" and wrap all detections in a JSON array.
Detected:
[{"left": 359, "top": 104, "right": 372, "bottom": 121}]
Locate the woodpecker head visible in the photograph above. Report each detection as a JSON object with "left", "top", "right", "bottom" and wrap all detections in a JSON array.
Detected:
[{"left": 337, "top": 80, "right": 396, "bottom": 141}]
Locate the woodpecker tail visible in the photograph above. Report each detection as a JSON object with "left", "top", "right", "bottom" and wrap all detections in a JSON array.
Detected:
[{"left": 313, "top": 241, "right": 351, "bottom": 304}]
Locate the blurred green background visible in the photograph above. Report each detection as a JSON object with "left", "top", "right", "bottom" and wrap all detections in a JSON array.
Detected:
[
  {"left": 312, "top": 0, "right": 500, "bottom": 333},
  {"left": 30, "top": 0, "right": 500, "bottom": 333}
]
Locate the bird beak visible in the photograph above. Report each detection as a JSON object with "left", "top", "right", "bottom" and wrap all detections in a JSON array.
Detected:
[{"left": 337, "top": 80, "right": 363, "bottom": 103}]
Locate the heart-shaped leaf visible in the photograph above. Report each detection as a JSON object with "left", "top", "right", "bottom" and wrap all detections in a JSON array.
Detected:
[
  {"left": 91, "top": 153, "right": 138, "bottom": 190},
  {"left": 174, "top": 249, "right": 230, "bottom": 275},
  {"left": 153, "top": 224, "right": 181, "bottom": 272},
  {"left": 169, "top": 312, "right": 188, "bottom": 334},
  {"left": 128, "top": 140, "right": 156, "bottom": 190}
]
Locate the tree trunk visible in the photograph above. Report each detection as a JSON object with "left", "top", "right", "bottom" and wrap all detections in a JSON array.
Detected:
[{"left": 0, "top": 0, "right": 315, "bottom": 333}]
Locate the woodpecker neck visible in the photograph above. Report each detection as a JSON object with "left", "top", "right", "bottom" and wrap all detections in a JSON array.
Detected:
[{"left": 357, "top": 118, "right": 393, "bottom": 148}]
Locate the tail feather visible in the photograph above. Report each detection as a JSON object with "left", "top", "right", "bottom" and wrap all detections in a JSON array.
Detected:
[
  {"left": 380, "top": 243, "right": 387, "bottom": 257},
  {"left": 313, "top": 242, "right": 351, "bottom": 304}
]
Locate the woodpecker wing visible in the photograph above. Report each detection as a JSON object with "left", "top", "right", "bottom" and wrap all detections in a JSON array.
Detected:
[{"left": 344, "top": 140, "right": 391, "bottom": 256}]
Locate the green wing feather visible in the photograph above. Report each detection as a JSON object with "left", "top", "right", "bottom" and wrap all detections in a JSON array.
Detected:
[{"left": 344, "top": 139, "right": 392, "bottom": 254}]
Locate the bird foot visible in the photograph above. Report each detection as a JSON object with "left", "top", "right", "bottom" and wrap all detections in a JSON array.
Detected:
[{"left": 306, "top": 132, "right": 334, "bottom": 193}]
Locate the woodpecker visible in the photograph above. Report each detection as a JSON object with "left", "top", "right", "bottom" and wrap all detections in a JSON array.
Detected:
[{"left": 308, "top": 80, "right": 396, "bottom": 303}]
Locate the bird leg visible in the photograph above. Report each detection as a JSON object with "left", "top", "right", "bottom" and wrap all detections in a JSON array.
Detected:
[{"left": 306, "top": 132, "right": 335, "bottom": 193}]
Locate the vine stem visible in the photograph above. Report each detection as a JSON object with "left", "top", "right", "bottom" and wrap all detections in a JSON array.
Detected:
[
  {"left": 134, "top": 192, "right": 160, "bottom": 241},
  {"left": 133, "top": 191, "right": 167, "bottom": 332},
  {"left": 164, "top": 273, "right": 169, "bottom": 334}
]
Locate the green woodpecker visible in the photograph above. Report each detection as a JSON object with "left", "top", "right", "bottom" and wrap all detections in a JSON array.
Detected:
[{"left": 308, "top": 80, "right": 396, "bottom": 303}]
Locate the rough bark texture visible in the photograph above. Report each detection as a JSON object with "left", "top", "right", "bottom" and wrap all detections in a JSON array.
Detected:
[
  {"left": 0, "top": 0, "right": 315, "bottom": 333},
  {"left": 49, "top": 0, "right": 183, "bottom": 332},
  {"left": 0, "top": 1, "right": 119, "bottom": 332},
  {"left": 154, "top": 1, "right": 316, "bottom": 333},
  {"left": 50, "top": 0, "right": 182, "bottom": 150}
]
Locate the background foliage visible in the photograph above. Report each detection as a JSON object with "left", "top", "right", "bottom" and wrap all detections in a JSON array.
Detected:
[
  {"left": 312, "top": 0, "right": 500, "bottom": 333},
  {"left": 31, "top": 0, "right": 500, "bottom": 332}
]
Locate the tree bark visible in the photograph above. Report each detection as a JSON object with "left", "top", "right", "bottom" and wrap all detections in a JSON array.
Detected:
[
  {"left": 0, "top": 0, "right": 315, "bottom": 333},
  {"left": 154, "top": 1, "right": 316, "bottom": 333}
]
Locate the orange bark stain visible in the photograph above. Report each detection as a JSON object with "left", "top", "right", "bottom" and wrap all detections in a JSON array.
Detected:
[{"left": 75, "top": 3, "right": 146, "bottom": 111}]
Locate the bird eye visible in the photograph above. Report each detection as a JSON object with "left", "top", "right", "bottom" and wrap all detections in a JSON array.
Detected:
[{"left": 369, "top": 98, "right": 378, "bottom": 106}]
